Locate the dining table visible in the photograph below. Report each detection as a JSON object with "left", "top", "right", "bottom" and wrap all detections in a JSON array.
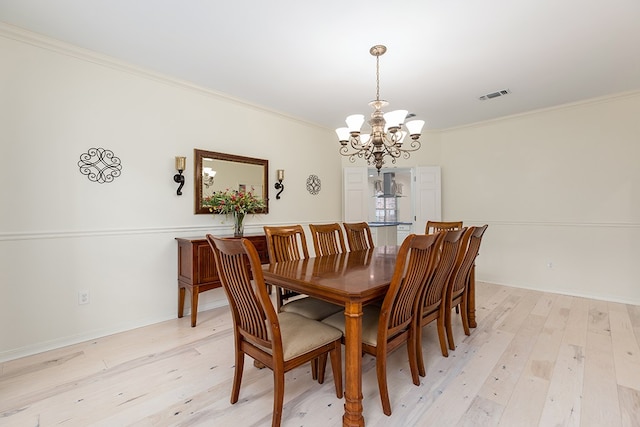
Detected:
[
  {"left": 263, "top": 246, "right": 398, "bottom": 427},
  {"left": 262, "top": 245, "right": 478, "bottom": 426}
]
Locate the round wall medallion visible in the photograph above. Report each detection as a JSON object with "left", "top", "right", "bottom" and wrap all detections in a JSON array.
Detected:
[{"left": 306, "top": 174, "right": 321, "bottom": 195}]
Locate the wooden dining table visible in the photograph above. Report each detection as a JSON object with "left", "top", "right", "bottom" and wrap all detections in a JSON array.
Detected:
[
  {"left": 262, "top": 246, "right": 399, "bottom": 427},
  {"left": 263, "top": 245, "right": 479, "bottom": 426}
]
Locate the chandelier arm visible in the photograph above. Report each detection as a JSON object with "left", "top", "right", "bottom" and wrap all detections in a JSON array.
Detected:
[
  {"left": 349, "top": 137, "right": 366, "bottom": 151},
  {"left": 400, "top": 139, "right": 422, "bottom": 152},
  {"left": 364, "top": 147, "right": 377, "bottom": 162},
  {"left": 340, "top": 147, "right": 369, "bottom": 164},
  {"left": 340, "top": 145, "right": 365, "bottom": 158},
  {"left": 341, "top": 146, "right": 378, "bottom": 163},
  {"left": 380, "top": 135, "right": 404, "bottom": 156},
  {"left": 382, "top": 135, "right": 422, "bottom": 153},
  {"left": 382, "top": 143, "right": 403, "bottom": 159},
  {"left": 339, "top": 136, "right": 373, "bottom": 157},
  {"left": 340, "top": 134, "right": 422, "bottom": 159}
]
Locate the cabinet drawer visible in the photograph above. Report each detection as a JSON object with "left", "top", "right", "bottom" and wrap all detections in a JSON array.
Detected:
[{"left": 244, "top": 235, "right": 269, "bottom": 264}]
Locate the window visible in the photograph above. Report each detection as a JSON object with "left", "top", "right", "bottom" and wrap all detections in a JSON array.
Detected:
[{"left": 375, "top": 196, "right": 397, "bottom": 222}]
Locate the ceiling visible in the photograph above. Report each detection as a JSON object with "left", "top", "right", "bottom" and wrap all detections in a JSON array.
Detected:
[{"left": 1, "top": 0, "right": 640, "bottom": 130}]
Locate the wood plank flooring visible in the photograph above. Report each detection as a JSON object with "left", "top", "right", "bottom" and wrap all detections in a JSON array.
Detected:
[{"left": 1, "top": 282, "right": 639, "bottom": 426}]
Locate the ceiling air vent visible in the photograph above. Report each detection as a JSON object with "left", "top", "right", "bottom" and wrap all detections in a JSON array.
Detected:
[{"left": 479, "top": 89, "right": 511, "bottom": 101}]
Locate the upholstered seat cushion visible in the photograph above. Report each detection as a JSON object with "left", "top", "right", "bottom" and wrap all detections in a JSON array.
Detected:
[
  {"left": 280, "top": 296, "right": 343, "bottom": 321},
  {"left": 264, "top": 312, "right": 343, "bottom": 361},
  {"left": 322, "top": 305, "right": 381, "bottom": 346}
]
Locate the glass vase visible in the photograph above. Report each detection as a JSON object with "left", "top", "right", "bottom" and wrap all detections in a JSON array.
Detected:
[{"left": 233, "top": 212, "right": 245, "bottom": 237}]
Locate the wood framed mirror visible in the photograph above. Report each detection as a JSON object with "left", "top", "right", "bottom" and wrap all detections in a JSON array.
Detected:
[{"left": 194, "top": 149, "right": 269, "bottom": 214}]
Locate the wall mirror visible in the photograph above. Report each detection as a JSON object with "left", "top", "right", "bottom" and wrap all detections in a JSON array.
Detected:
[{"left": 194, "top": 149, "right": 269, "bottom": 214}]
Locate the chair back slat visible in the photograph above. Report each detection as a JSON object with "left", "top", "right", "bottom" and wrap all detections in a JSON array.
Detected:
[
  {"left": 343, "top": 222, "right": 374, "bottom": 251},
  {"left": 309, "top": 223, "right": 347, "bottom": 256},
  {"left": 380, "top": 234, "right": 441, "bottom": 337},
  {"left": 421, "top": 229, "right": 465, "bottom": 313}
]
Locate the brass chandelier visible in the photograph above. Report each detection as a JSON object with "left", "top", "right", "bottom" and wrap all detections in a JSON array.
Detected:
[{"left": 336, "top": 45, "right": 424, "bottom": 174}]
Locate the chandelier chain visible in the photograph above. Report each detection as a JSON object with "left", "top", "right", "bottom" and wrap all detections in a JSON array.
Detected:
[{"left": 375, "top": 54, "right": 380, "bottom": 102}]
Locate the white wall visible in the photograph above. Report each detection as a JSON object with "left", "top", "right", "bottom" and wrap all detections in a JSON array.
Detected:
[
  {"left": 342, "top": 92, "right": 640, "bottom": 306},
  {"left": 0, "top": 26, "right": 341, "bottom": 361},
  {"left": 436, "top": 92, "right": 640, "bottom": 304}
]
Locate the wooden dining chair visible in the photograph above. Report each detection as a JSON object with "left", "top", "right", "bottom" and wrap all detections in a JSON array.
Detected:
[
  {"left": 264, "top": 225, "right": 309, "bottom": 308},
  {"left": 264, "top": 225, "right": 343, "bottom": 320},
  {"left": 444, "top": 224, "right": 488, "bottom": 351},
  {"left": 309, "top": 223, "right": 347, "bottom": 256},
  {"left": 416, "top": 228, "right": 465, "bottom": 377},
  {"left": 322, "top": 233, "right": 441, "bottom": 416},
  {"left": 206, "top": 235, "right": 343, "bottom": 427},
  {"left": 343, "top": 222, "right": 374, "bottom": 251},
  {"left": 425, "top": 220, "right": 463, "bottom": 234},
  {"left": 424, "top": 222, "right": 465, "bottom": 313}
]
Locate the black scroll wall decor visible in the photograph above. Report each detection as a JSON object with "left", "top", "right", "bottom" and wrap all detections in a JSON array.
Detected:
[
  {"left": 77, "top": 148, "right": 123, "bottom": 183},
  {"left": 306, "top": 174, "right": 321, "bottom": 195}
]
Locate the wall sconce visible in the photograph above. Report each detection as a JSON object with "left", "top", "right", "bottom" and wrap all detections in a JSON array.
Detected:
[
  {"left": 174, "top": 156, "right": 186, "bottom": 195},
  {"left": 274, "top": 169, "right": 285, "bottom": 199}
]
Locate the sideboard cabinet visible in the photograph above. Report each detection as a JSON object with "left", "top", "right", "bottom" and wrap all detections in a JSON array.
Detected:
[{"left": 175, "top": 234, "right": 268, "bottom": 326}]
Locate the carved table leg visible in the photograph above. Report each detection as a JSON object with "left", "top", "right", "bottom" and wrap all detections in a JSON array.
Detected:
[{"left": 343, "top": 301, "right": 364, "bottom": 427}]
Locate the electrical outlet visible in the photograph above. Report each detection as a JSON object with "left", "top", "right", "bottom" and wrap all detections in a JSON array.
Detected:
[
  {"left": 546, "top": 262, "right": 553, "bottom": 269},
  {"left": 78, "top": 290, "right": 90, "bottom": 305}
]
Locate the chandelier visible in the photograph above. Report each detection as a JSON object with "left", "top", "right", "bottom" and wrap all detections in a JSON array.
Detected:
[{"left": 336, "top": 45, "right": 425, "bottom": 174}]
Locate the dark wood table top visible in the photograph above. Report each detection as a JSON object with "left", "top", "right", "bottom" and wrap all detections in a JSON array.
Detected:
[{"left": 262, "top": 246, "right": 400, "bottom": 305}]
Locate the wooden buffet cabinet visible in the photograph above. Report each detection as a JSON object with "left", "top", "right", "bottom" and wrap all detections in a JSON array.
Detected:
[{"left": 175, "top": 234, "right": 269, "bottom": 327}]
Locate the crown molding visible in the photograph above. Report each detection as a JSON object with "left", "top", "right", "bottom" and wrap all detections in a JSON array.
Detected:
[
  {"left": 0, "top": 22, "right": 325, "bottom": 129},
  {"left": 442, "top": 89, "right": 640, "bottom": 132}
]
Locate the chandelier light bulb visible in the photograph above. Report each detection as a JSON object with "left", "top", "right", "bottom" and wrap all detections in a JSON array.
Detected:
[
  {"left": 345, "top": 114, "right": 365, "bottom": 133},
  {"left": 335, "top": 127, "right": 351, "bottom": 142},
  {"left": 405, "top": 119, "right": 425, "bottom": 137},
  {"left": 383, "top": 110, "right": 408, "bottom": 130}
]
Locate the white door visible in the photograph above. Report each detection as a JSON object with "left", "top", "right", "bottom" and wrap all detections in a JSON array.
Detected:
[
  {"left": 414, "top": 166, "right": 441, "bottom": 232},
  {"left": 343, "top": 166, "right": 441, "bottom": 231},
  {"left": 342, "top": 167, "right": 369, "bottom": 222}
]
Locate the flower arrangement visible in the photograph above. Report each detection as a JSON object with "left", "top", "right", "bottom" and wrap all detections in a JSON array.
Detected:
[
  {"left": 202, "top": 188, "right": 266, "bottom": 215},
  {"left": 202, "top": 188, "right": 265, "bottom": 236}
]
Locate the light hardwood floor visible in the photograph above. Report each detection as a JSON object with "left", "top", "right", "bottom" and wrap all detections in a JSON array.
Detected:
[{"left": 2, "top": 282, "right": 639, "bottom": 426}]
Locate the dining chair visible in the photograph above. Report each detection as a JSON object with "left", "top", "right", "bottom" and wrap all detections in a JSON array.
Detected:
[
  {"left": 424, "top": 222, "right": 465, "bottom": 312},
  {"left": 343, "top": 222, "right": 375, "bottom": 251},
  {"left": 425, "top": 220, "right": 463, "bottom": 234},
  {"left": 416, "top": 228, "right": 465, "bottom": 377},
  {"left": 322, "top": 233, "right": 441, "bottom": 416},
  {"left": 444, "top": 224, "right": 488, "bottom": 351},
  {"left": 309, "top": 223, "right": 347, "bottom": 256},
  {"left": 264, "top": 225, "right": 343, "bottom": 320},
  {"left": 206, "top": 235, "right": 343, "bottom": 427}
]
